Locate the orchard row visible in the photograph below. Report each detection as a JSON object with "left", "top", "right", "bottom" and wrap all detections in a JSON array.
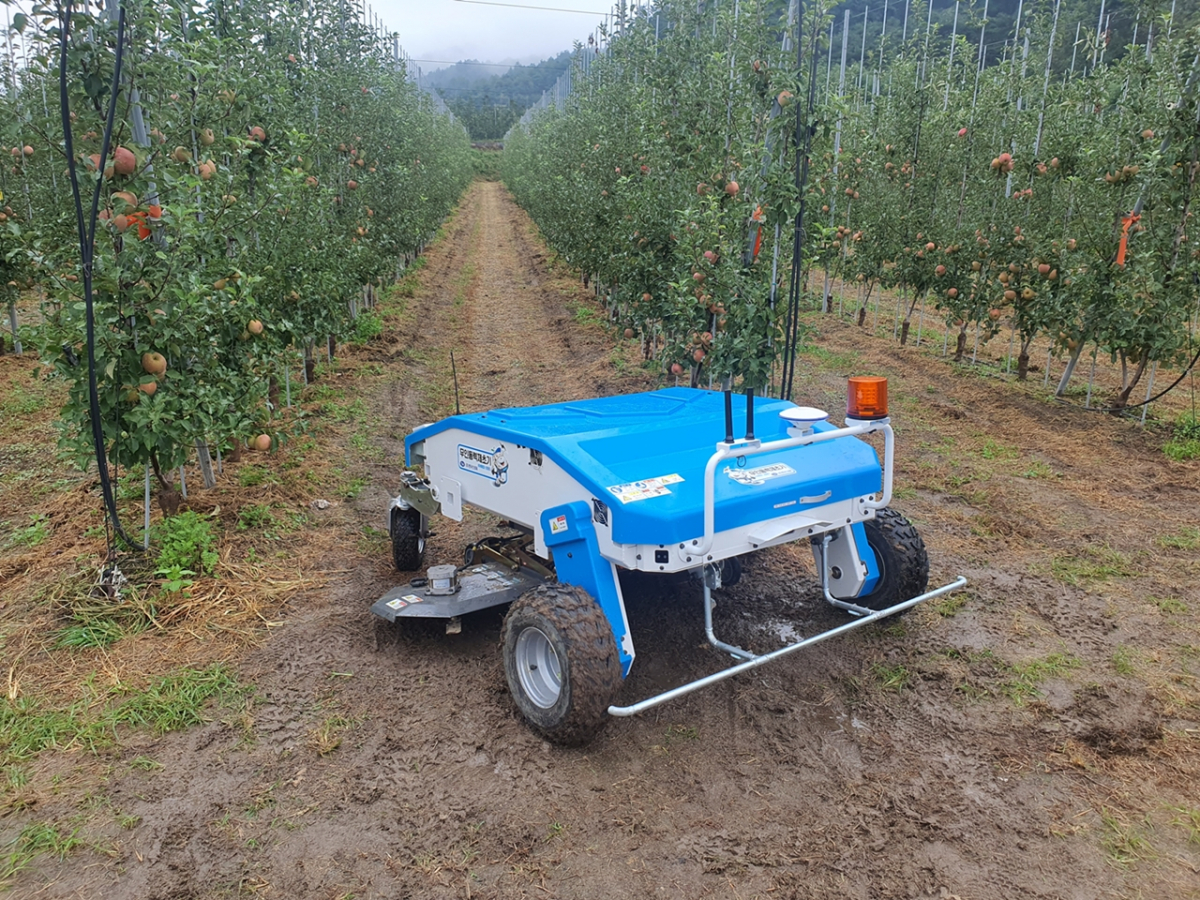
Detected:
[
  {"left": 1, "top": 0, "right": 472, "bottom": 508},
  {"left": 503, "top": 0, "right": 1199, "bottom": 408}
]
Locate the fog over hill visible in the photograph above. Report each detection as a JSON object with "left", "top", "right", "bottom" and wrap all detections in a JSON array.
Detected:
[{"left": 423, "top": 51, "right": 573, "bottom": 141}]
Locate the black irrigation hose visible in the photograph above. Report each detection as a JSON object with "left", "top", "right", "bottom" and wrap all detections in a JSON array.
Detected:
[
  {"left": 781, "top": 0, "right": 818, "bottom": 403},
  {"left": 59, "top": 2, "right": 139, "bottom": 552},
  {"left": 1053, "top": 344, "right": 1200, "bottom": 416}
]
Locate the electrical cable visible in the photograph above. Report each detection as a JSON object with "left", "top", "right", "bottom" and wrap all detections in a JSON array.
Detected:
[{"left": 59, "top": 2, "right": 138, "bottom": 552}]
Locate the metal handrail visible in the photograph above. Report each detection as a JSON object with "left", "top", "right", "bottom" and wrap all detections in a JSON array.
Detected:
[{"left": 692, "top": 418, "right": 894, "bottom": 559}]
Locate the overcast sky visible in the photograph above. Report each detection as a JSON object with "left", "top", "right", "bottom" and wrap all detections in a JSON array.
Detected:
[{"left": 375, "top": 0, "right": 613, "bottom": 72}]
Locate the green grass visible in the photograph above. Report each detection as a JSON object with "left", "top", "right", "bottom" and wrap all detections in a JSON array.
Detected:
[
  {"left": 1164, "top": 414, "right": 1200, "bottom": 461},
  {"left": 1002, "top": 652, "right": 1080, "bottom": 704},
  {"left": 153, "top": 511, "right": 218, "bottom": 575},
  {"left": 55, "top": 620, "right": 126, "bottom": 650},
  {"left": 3, "top": 513, "right": 50, "bottom": 549},
  {"left": 930, "top": 592, "right": 969, "bottom": 617},
  {"left": 1099, "top": 808, "right": 1155, "bottom": 867},
  {"left": 1019, "top": 461, "right": 1055, "bottom": 479},
  {"left": 341, "top": 475, "right": 369, "bottom": 500},
  {"left": 799, "top": 344, "right": 860, "bottom": 372},
  {"left": 1, "top": 823, "right": 84, "bottom": 883},
  {"left": 0, "top": 385, "right": 50, "bottom": 417},
  {"left": 1049, "top": 546, "right": 1133, "bottom": 587},
  {"left": 348, "top": 309, "right": 383, "bottom": 344},
  {"left": 871, "top": 662, "right": 913, "bottom": 691},
  {"left": 348, "top": 432, "right": 384, "bottom": 460},
  {"left": 1164, "top": 438, "right": 1200, "bottom": 461},
  {"left": 0, "top": 665, "right": 247, "bottom": 766},
  {"left": 1169, "top": 806, "right": 1200, "bottom": 846},
  {"left": 979, "top": 438, "right": 1018, "bottom": 460},
  {"left": 1112, "top": 646, "right": 1135, "bottom": 675},
  {"left": 237, "top": 503, "right": 278, "bottom": 535},
  {"left": 237, "top": 464, "right": 277, "bottom": 488},
  {"left": 1150, "top": 595, "right": 1187, "bottom": 615},
  {"left": 1158, "top": 526, "right": 1200, "bottom": 551},
  {"left": 328, "top": 397, "right": 367, "bottom": 424},
  {"left": 572, "top": 303, "right": 600, "bottom": 326}
]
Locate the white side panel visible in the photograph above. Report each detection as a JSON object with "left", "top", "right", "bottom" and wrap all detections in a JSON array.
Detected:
[
  {"left": 421, "top": 428, "right": 596, "bottom": 558},
  {"left": 439, "top": 477, "right": 463, "bottom": 521}
]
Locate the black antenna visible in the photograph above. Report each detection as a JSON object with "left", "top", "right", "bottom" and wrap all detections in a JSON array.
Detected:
[
  {"left": 745, "top": 388, "right": 755, "bottom": 440},
  {"left": 723, "top": 388, "right": 735, "bottom": 444},
  {"left": 450, "top": 351, "right": 461, "bottom": 415}
]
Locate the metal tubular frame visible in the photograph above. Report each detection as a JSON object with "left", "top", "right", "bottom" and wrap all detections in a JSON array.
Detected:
[
  {"left": 608, "top": 575, "right": 968, "bottom": 717},
  {"left": 693, "top": 418, "right": 894, "bottom": 559},
  {"left": 703, "top": 583, "right": 758, "bottom": 661}
]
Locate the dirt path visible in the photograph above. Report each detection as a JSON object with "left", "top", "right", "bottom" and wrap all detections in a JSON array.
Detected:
[{"left": 10, "top": 181, "right": 1199, "bottom": 900}]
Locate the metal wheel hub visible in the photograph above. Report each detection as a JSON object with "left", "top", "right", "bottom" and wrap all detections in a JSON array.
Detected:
[{"left": 515, "top": 626, "right": 563, "bottom": 708}]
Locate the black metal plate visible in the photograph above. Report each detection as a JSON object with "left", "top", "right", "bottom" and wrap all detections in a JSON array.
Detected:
[{"left": 370, "top": 562, "right": 546, "bottom": 622}]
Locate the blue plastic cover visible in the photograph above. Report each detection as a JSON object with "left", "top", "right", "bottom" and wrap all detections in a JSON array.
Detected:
[{"left": 408, "top": 388, "right": 881, "bottom": 546}]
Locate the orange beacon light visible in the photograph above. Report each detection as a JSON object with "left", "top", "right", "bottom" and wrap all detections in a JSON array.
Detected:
[{"left": 847, "top": 376, "right": 889, "bottom": 420}]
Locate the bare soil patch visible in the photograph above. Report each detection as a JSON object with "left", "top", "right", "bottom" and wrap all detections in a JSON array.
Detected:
[{"left": 2, "top": 181, "right": 1198, "bottom": 899}]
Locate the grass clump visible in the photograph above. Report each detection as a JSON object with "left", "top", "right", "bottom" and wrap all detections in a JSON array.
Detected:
[
  {"left": 1, "top": 823, "right": 84, "bottom": 883},
  {"left": 1163, "top": 414, "right": 1200, "bottom": 461},
  {"left": 2, "top": 513, "right": 50, "bottom": 549},
  {"left": 1050, "top": 545, "right": 1132, "bottom": 587},
  {"left": 0, "top": 665, "right": 247, "bottom": 766},
  {"left": 871, "top": 662, "right": 913, "bottom": 692},
  {"left": 153, "top": 511, "right": 219, "bottom": 576},
  {"left": 349, "top": 309, "right": 383, "bottom": 344},
  {"left": 1099, "top": 808, "right": 1155, "bottom": 867},
  {"left": 1003, "top": 652, "right": 1080, "bottom": 704},
  {"left": 1158, "top": 526, "right": 1200, "bottom": 551}
]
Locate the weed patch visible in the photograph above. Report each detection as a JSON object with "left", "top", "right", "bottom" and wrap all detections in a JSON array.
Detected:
[
  {"left": 1, "top": 823, "right": 83, "bottom": 883},
  {"left": 1049, "top": 546, "right": 1132, "bottom": 587},
  {"left": 153, "top": 511, "right": 219, "bottom": 575},
  {"left": 0, "top": 665, "right": 247, "bottom": 766},
  {"left": 1003, "top": 652, "right": 1080, "bottom": 704},
  {"left": 872, "top": 663, "right": 913, "bottom": 691},
  {"left": 2, "top": 513, "right": 50, "bottom": 549}
]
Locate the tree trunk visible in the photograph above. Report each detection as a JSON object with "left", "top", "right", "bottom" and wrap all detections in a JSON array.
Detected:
[
  {"left": 328, "top": 334, "right": 337, "bottom": 360},
  {"left": 227, "top": 442, "right": 242, "bottom": 464},
  {"left": 157, "top": 488, "right": 182, "bottom": 516},
  {"left": 1017, "top": 350, "right": 1030, "bottom": 380},
  {"left": 899, "top": 290, "right": 921, "bottom": 346},
  {"left": 1112, "top": 353, "right": 1149, "bottom": 412},
  {"left": 953, "top": 327, "right": 968, "bottom": 361},
  {"left": 857, "top": 306, "right": 867, "bottom": 327},
  {"left": 304, "top": 343, "right": 316, "bottom": 383}
]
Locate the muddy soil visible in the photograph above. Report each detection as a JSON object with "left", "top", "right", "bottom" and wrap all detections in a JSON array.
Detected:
[{"left": 8, "top": 181, "right": 1199, "bottom": 900}]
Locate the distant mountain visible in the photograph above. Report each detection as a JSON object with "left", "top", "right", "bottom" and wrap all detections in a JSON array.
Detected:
[
  {"left": 427, "top": 51, "right": 574, "bottom": 141},
  {"left": 423, "top": 61, "right": 515, "bottom": 91}
]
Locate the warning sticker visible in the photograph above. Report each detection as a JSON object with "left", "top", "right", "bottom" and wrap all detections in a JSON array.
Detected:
[
  {"left": 725, "top": 462, "right": 796, "bottom": 486},
  {"left": 403, "top": 595, "right": 423, "bottom": 603},
  {"left": 606, "top": 473, "right": 683, "bottom": 504},
  {"left": 549, "top": 515, "right": 569, "bottom": 534},
  {"left": 386, "top": 598, "right": 408, "bottom": 610}
]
